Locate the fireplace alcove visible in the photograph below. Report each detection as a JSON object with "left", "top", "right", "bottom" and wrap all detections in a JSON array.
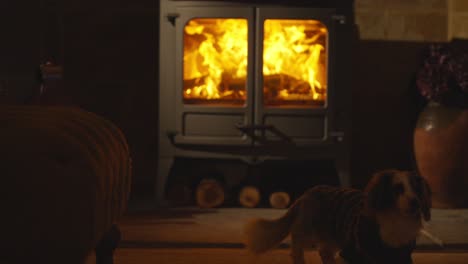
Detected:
[{"left": 158, "top": 0, "right": 356, "bottom": 207}]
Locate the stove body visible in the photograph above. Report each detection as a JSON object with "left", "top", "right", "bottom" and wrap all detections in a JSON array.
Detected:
[{"left": 158, "top": 0, "right": 355, "bottom": 204}]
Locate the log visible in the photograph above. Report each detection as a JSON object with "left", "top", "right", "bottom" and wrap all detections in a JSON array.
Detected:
[
  {"left": 184, "top": 74, "right": 246, "bottom": 99},
  {"left": 183, "top": 76, "right": 206, "bottom": 90},
  {"left": 195, "top": 178, "right": 225, "bottom": 208},
  {"left": 264, "top": 73, "right": 311, "bottom": 94},
  {"left": 269, "top": 191, "right": 291, "bottom": 209},
  {"left": 220, "top": 73, "right": 246, "bottom": 94},
  {"left": 239, "top": 186, "right": 261, "bottom": 208}
]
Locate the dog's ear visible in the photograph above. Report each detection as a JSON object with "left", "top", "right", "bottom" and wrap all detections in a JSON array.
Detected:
[
  {"left": 365, "top": 170, "right": 395, "bottom": 212},
  {"left": 411, "top": 171, "right": 432, "bottom": 221}
]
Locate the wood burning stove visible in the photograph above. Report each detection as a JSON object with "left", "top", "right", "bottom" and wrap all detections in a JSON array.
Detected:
[{"left": 158, "top": 0, "right": 355, "bottom": 205}]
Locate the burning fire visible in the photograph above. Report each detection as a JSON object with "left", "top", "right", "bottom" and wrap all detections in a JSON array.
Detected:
[
  {"left": 183, "top": 18, "right": 327, "bottom": 106},
  {"left": 183, "top": 19, "right": 248, "bottom": 104},
  {"left": 263, "top": 19, "right": 327, "bottom": 105}
]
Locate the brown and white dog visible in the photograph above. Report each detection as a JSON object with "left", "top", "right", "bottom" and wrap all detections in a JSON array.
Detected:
[{"left": 243, "top": 169, "right": 432, "bottom": 264}]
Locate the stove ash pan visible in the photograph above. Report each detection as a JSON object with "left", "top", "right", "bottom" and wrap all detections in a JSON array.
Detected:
[{"left": 157, "top": 0, "right": 354, "bottom": 204}]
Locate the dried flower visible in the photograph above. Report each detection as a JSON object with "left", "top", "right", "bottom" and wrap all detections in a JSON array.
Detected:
[{"left": 416, "top": 43, "right": 468, "bottom": 107}]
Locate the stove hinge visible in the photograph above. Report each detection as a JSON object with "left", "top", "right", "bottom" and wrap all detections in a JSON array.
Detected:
[
  {"left": 330, "top": 131, "right": 345, "bottom": 142},
  {"left": 166, "top": 13, "right": 180, "bottom": 26},
  {"left": 331, "top": 14, "right": 347, "bottom": 24}
]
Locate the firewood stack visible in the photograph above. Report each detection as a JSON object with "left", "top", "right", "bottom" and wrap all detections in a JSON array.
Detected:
[
  {"left": 238, "top": 186, "right": 261, "bottom": 208},
  {"left": 195, "top": 178, "right": 225, "bottom": 208},
  {"left": 269, "top": 191, "right": 291, "bottom": 209}
]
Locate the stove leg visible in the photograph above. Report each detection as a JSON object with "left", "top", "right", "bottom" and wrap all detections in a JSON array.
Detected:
[{"left": 156, "top": 157, "right": 174, "bottom": 206}]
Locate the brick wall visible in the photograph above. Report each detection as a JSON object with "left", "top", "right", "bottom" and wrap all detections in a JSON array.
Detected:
[
  {"left": 355, "top": 0, "right": 467, "bottom": 41},
  {"left": 451, "top": 0, "right": 468, "bottom": 39}
]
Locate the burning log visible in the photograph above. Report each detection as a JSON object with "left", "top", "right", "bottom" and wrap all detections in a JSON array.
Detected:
[
  {"left": 238, "top": 186, "right": 261, "bottom": 208},
  {"left": 195, "top": 178, "right": 225, "bottom": 208},
  {"left": 264, "top": 73, "right": 312, "bottom": 98},
  {"left": 269, "top": 191, "right": 291, "bottom": 209},
  {"left": 183, "top": 74, "right": 246, "bottom": 100},
  {"left": 183, "top": 76, "right": 206, "bottom": 90},
  {"left": 220, "top": 73, "right": 246, "bottom": 96}
]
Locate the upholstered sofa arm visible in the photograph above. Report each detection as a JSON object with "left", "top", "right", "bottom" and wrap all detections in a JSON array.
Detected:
[{"left": 0, "top": 105, "right": 132, "bottom": 264}]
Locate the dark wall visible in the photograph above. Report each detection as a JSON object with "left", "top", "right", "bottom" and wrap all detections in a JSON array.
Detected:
[
  {"left": 62, "top": 2, "right": 159, "bottom": 199},
  {"left": 2, "top": 0, "right": 430, "bottom": 198},
  {"left": 350, "top": 41, "right": 427, "bottom": 188},
  {"left": 2, "top": 0, "right": 159, "bottom": 199},
  {"left": 1, "top": 1, "right": 43, "bottom": 101}
]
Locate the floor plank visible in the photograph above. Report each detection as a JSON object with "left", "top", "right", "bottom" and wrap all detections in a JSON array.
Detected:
[
  {"left": 120, "top": 207, "right": 468, "bottom": 249},
  {"left": 86, "top": 248, "right": 468, "bottom": 264}
]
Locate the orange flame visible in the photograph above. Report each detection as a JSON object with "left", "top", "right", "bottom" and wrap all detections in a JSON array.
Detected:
[
  {"left": 263, "top": 19, "right": 327, "bottom": 105},
  {"left": 183, "top": 19, "right": 248, "bottom": 104},
  {"left": 183, "top": 18, "right": 327, "bottom": 106}
]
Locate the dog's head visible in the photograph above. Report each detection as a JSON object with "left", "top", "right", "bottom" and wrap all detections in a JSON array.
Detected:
[{"left": 364, "top": 169, "right": 432, "bottom": 221}]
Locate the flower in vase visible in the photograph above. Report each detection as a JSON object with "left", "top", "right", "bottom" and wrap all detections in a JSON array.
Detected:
[{"left": 416, "top": 43, "right": 468, "bottom": 107}]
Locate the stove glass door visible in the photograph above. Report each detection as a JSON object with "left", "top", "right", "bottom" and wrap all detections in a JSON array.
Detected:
[
  {"left": 183, "top": 18, "right": 248, "bottom": 106},
  {"left": 254, "top": 7, "right": 336, "bottom": 145},
  {"left": 262, "top": 19, "right": 328, "bottom": 107},
  {"left": 174, "top": 6, "right": 255, "bottom": 147}
]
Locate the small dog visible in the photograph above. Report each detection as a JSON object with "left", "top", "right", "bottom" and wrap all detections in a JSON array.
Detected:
[{"left": 243, "top": 169, "right": 432, "bottom": 264}]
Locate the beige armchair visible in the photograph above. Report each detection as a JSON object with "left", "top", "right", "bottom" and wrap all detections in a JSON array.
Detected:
[{"left": 0, "top": 105, "right": 132, "bottom": 264}]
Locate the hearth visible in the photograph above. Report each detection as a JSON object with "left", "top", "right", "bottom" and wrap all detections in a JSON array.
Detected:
[{"left": 158, "top": 0, "right": 356, "bottom": 206}]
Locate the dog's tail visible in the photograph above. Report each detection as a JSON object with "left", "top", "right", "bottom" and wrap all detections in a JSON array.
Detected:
[{"left": 243, "top": 203, "right": 298, "bottom": 254}]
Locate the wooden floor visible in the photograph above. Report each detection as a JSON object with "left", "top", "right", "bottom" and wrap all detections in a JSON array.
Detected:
[
  {"left": 84, "top": 248, "right": 468, "bottom": 264},
  {"left": 120, "top": 208, "right": 468, "bottom": 248},
  {"left": 111, "top": 206, "right": 468, "bottom": 264}
]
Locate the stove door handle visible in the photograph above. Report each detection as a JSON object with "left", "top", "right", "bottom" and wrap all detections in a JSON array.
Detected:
[{"left": 235, "top": 124, "right": 294, "bottom": 145}]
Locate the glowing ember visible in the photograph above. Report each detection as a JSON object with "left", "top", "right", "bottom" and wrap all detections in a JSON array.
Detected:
[{"left": 183, "top": 18, "right": 328, "bottom": 106}]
